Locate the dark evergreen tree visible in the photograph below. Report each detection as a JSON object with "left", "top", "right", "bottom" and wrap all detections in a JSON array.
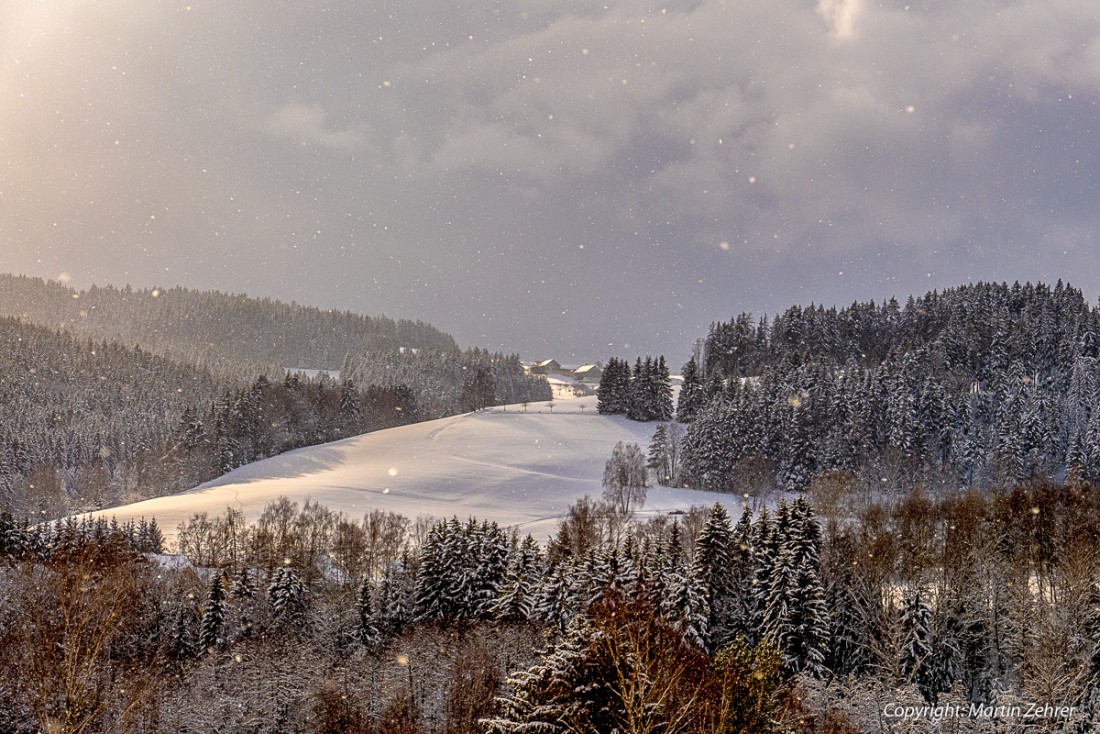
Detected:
[
  {"left": 198, "top": 573, "right": 227, "bottom": 652},
  {"left": 676, "top": 356, "right": 708, "bottom": 423},
  {"left": 230, "top": 567, "right": 256, "bottom": 600},
  {"left": 169, "top": 605, "right": 196, "bottom": 665},
  {"left": 900, "top": 591, "right": 938, "bottom": 705},
  {"left": 268, "top": 566, "right": 308, "bottom": 628},
  {"left": 378, "top": 556, "right": 414, "bottom": 635},
  {"left": 413, "top": 523, "right": 449, "bottom": 622},
  {"left": 460, "top": 367, "right": 497, "bottom": 412},
  {"left": 651, "top": 356, "right": 674, "bottom": 422},
  {"left": 647, "top": 423, "right": 672, "bottom": 485},
  {"left": 355, "top": 579, "right": 381, "bottom": 648},
  {"left": 627, "top": 357, "right": 651, "bottom": 421},
  {"left": 692, "top": 503, "right": 735, "bottom": 651},
  {"left": 664, "top": 567, "right": 709, "bottom": 649},
  {"left": 494, "top": 535, "right": 541, "bottom": 622},
  {"left": 535, "top": 560, "right": 574, "bottom": 634},
  {"left": 596, "top": 357, "right": 631, "bottom": 415}
]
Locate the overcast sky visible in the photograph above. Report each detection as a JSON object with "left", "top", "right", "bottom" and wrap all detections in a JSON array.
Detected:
[{"left": 2, "top": 1, "right": 1098, "bottom": 363}]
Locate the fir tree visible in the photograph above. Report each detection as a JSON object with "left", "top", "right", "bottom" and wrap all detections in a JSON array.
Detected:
[
  {"left": 782, "top": 558, "right": 830, "bottom": 678},
  {"left": 651, "top": 356, "right": 674, "bottom": 422},
  {"left": 647, "top": 423, "right": 672, "bottom": 484},
  {"left": 378, "top": 556, "right": 414, "bottom": 635},
  {"left": 230, "top": 567, "right": 256, "bottom": 600},
  {"left": 692, "top": 503, "right": 734, "bottom": 651},
  {"left": 597, "top": 358, "right": 631, "bottom": 415},
  {"left": 268, "top": 566, "right": 308, "bottom": 628},
  {"left": 356, "top": 579, "right": 381, "bottom": 648},
  {"left": 470, "top": 520, "right": 509, "bottom": 619},
  {"left": 676, "top": 356, "right": 707, "bottom": 423},
  {"left": 413, "top": 522, "right": 449, "bottom": 622},
  {"left": 664, "top": 567, "right": 710, "bottom": 649},
  {"left": 900, "top": 591, "right": 938, "bottom": 704},
  {"left": 198, "top": 572, "right": 227, "bottom": 652},
  {"left": 627, "top": 357, "right": 650, "bottom": 421},
  {"left": 535, "top": 560, "right": 574, "bottom": 634},
  {"left": 494, "top": 535, "right": 541, "bottom": 623},
  {"left": 170, "top": 605, "right": 196, "bottom": 664}
]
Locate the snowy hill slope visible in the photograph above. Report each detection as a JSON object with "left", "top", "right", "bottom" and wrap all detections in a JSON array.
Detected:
[{"left": 89, "top": 395, "right": 735, "bottom": 545}]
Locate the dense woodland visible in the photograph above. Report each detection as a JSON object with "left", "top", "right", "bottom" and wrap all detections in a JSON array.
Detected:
[
  {"left": 670, "top": 281, "right": 1100, "bottom": 495},
  {"left": 0, "top": 274, "right": 457, "bottom": 374}
]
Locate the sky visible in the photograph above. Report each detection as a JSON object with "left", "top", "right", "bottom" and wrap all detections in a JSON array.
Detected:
[{"left": 2, "top": 1, "right": 1099, "bottom": 364}]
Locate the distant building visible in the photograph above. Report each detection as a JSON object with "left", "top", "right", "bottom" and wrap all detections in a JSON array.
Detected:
[
  {"left": 573, "top": 364, "right": 604, "bottom": 383},
  {"left": 531, "top": 358, "right": 562, "bottom": 375}
]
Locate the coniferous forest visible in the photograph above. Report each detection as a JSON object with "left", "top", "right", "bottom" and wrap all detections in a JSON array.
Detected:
[
  {"left": 0, "top": 274, "right": 458, "bottom": 374},
  {"left": 673, "top": 281, "right": 1100, "bottom": 495}
]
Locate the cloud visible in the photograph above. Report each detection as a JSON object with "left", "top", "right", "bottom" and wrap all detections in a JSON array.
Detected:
[
  {"left": 816, "top": 0, "right": 862, "bottom": 39},
  {"left": 263, "top": 103, "right": 368, "bottom": 151}
]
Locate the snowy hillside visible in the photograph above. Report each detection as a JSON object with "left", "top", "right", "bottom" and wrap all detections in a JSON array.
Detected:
[{"left": 89, "top": 395, "right": 734, "bottom": 545}]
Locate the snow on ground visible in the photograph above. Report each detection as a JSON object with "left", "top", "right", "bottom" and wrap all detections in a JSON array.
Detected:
[
  {"left": 88, "top": 395, "right": 737, "bottom": 546},
  {"left": 544, "top": 375, "right": 596, "bottom": 399}
]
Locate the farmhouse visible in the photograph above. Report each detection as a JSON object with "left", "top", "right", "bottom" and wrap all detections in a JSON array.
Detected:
[
  {"left": 572, "top": 364, "right": 603, "bottom": 383},
  {"left": 531, "top": 358, "right": 562, "bottom": 375}
]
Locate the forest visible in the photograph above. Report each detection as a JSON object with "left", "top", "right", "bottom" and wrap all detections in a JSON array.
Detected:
[
  {"left": 668, "top": 281, "right": 1100, "bottom": 496},
  {"left": 2, "top": 478, "right": 1099, "bottom": 732},
  {"left": 0, "top": 274, "right": 457, "bottom": 375}
]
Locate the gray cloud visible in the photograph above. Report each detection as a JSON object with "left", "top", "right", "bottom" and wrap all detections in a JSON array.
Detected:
[
  {"left": 1, "top": 0, "right": 1099, "bottom": 361},
  {"left": 264, "top": 103, "right": 369, "bottom": 151}
]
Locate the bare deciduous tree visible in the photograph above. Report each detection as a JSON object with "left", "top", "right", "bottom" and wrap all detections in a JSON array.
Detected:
[{"left": 602, "top": 441, "right": 648, "bottom": 516}]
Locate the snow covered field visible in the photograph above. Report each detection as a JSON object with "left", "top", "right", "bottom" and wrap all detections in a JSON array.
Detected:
[{"left": 89, "top": 395, "right": 735, "bottom": 545}]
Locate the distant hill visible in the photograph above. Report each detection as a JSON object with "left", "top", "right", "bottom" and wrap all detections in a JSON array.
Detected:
[{"left": 0, "top": 274, "right": 458, "bottom": 374}]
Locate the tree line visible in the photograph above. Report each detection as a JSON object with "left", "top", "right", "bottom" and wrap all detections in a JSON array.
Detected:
[
  {"left": 669, "top": 280, "right": 1100, "bottom": 494},
  {"left": 0, "top": 273, "right": 457, "bottom": 375},
  {"left": 6, "top": 477, "right": 1100, "bottom": 731}
]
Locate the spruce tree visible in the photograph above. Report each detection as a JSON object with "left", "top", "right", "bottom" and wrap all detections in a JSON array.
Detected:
[
  {"left": 728, "top": 507, "right": 755, "bottom": 640},
  {"left": 170, "top": 605, "right": 196, "bottom": 664},
  {"left": 268, "top": 566, "right": 308, "bottom": 628},
  {"left": 664, "top": 567, "right": 709, "bottom": 649},
  {"left": 230, "top": 567, "right": 256, "bottom": 600},
  {"left": 627, "top": 357, "right": 650, "bottom": 421},
  {"left": 356, "top": 579, "right": 381, "bottom": 648},
  {"left": 647, "top": 423, "right": 672, "bottom": 485},
  {"left": 378, "top": 556, "right": 414, "bottom": 636},
  {"left": 782, "top": 558, "right": 830, "bottom": 678},
  {"left": 413, "top": 522, "right": 448, "bottom": 622},
  {"left": 495, "top": 535, "right": 541, "bottom": 622},
  {"left": 900, "top": 591, "right": 937, "bottom": 704},
  {"left": 652, "top": 356, "right": 674, "bottom": 422},
  {"left": 597, "top": 358, "right": 631, "bottom": 415},
  {"left": 198, "top": 572, "right": 227, "bottom": 652},
  {"left": 535, "top": 561, "right": 574, "bottom": 634},
  {"left": 692, "top": 503, "right": 734, "bottom": 651},
  {"left": 470, "top": 519, "right": 509, "bottom": 619},
  {"left": 676, "top": 357, "right": 707, "bottom": 423}
]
